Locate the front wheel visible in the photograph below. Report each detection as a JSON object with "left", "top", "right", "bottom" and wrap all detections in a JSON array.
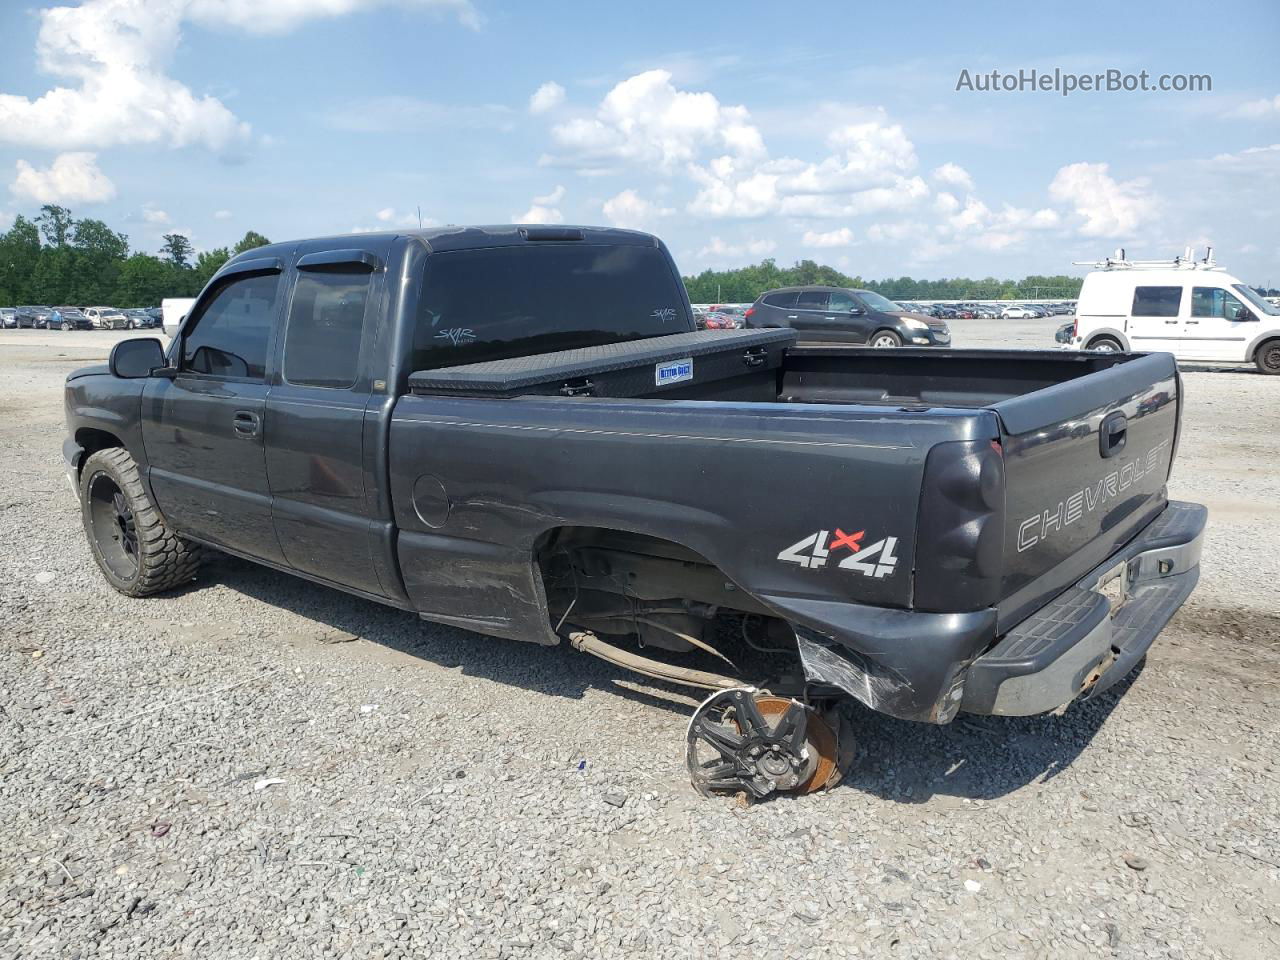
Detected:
[
  {"left": 1256, "top": 339, "right": 1280, "bottom": 375},
  {"left": 62, "top": 321, "right": 73, "bottom": 331},
  {"left": 80, "top": 448, "right": 202, "bottom": 596},
  {"left": 869, "top": 330, "right": 902, "bottom": 348},
  {"left": 1087, "top": 336, "right": 1123, "bottom": 353}
]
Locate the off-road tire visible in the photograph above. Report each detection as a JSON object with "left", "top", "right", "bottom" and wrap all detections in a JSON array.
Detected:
[
  {"left": 1254, "top": 339, "right": 1280, "bottom": 375},
  {"left": 80, "top": 448, "right": 202, "bottom": 596},
  {"left": 870, "top": 330, "right": 902, "bottom": 348},
  {"left": 1087, "top": 336, "right": 1123, "bottom": 353}
]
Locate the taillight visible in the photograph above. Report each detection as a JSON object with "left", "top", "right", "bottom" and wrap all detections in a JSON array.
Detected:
[
  {"left": 744, "top": 306, "right": 755, "bottom": 319},
  {"left": 914, "top": 438, "right": 1005, "bottom": 612}
]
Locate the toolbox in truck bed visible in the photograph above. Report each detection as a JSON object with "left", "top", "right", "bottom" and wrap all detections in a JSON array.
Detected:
[{"left": 408, "top": 328, "right": 796, "bottom": 398}]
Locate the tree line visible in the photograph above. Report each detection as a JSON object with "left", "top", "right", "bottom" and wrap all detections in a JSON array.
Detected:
[
  {"left": 0, "top": 204, "right": 270, "bottom": 308},
  {"left": 682, "top": 259, "right": 1088, "bottom": 303}
]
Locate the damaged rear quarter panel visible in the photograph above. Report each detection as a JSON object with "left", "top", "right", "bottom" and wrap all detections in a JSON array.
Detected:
[{"left": 388, "top": 393, "right": 998, "bottom": 642}]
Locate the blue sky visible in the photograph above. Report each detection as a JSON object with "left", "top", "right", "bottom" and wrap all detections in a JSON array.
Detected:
[{"left": 1, "top": 0, "right": 1277, "bottom": 283}]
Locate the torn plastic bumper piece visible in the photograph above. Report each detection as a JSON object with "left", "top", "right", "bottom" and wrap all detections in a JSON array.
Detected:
[{"left": 762, "top": 594, "right": 998, "bottom": 725}]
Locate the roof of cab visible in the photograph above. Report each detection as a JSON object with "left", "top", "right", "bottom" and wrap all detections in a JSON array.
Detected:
[{"left": 223, "top": 224, "right": 662, "bottom": 268}]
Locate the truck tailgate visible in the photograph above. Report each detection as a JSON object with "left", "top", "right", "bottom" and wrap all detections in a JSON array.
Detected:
[{"left": 992, "top": 352, "right": 1181, "bottom": 630}]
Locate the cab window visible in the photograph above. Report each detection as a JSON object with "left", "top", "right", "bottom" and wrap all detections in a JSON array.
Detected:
[
  {"left": 181, "top": 271, "right": 280, "bottom": 380},
  {"left": 1191, "top": 287, "right": 1248, "bottom": 320},
  {"left": 1131, "top": 286, "right": 1182, "bottom": 318},
  {"left": 284, "top": 266, "right": 374, "bottom": 388},
  {"left": 828, "top": 291, "right": 858, "bottom": 311}
]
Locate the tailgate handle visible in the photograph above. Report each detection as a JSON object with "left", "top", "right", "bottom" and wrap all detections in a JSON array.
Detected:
[{"left": 1099, "top": 411, "right": 1127, "bottom": 458}]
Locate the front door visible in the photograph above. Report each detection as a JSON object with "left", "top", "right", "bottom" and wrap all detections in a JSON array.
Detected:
[
  {"left": 1184, "top": 286, "right": 1255, "bottom": 361},
  {"left": 142, "top": 263, "right": 287, "bottom": 564},
  {"left": 1125, "top": 284, "right": 1185, "bottom": 353},
  {"left": 266, "top": 249, "right": 388, "bottom": 595},
  {"left": 829, "top": 291, "right": 873, "bottom": 343}
]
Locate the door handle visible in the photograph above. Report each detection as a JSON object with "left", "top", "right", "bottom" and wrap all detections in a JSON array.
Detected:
[
  {"left": 786, "top": 315, "right": 798, "bottom": 319},
  {"left": 1164, "top": 320, "right": 1179, "bottom": 324},
  {"left": 232, "top": 409, "right": 260, "bottom": 438},
  {"left": 1185, "top": 320, "right": 1199, "bottom": 325}
]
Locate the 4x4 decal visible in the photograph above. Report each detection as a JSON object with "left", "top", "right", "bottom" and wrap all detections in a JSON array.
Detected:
[{"left": 777, "top": 528, "right": 900, "bottom": 578}]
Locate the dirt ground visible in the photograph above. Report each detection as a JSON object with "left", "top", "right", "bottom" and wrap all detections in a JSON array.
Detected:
[{"left": 2, "top": 324, "right": 1278, "bottom": 960}]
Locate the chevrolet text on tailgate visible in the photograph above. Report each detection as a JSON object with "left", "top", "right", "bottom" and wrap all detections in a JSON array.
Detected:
[{"left": 64, "top": 225, "right": 1206, "bottom": 800}]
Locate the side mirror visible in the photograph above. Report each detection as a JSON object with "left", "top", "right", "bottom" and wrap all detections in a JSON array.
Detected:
[{"left": 109, "top": 337, "right": 166, "bottom": 379}]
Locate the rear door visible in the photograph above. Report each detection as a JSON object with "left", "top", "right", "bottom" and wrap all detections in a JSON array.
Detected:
[
  {"left": 792, "top": 290, "right": 833, "bottom": 339},
  {"left": 992, "top": 352, "right": 1180, "bottom": 630},
  {"left": 1125, "top": 284, "right": 1184, "bottom": 352},
  {"left": 141, "top": 258, "right": 287, "bottom": 563},
  {"left": 265, "top": 247, "right": 390, "bottom": 596}
]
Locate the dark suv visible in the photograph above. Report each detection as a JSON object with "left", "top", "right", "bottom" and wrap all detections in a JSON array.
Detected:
[{"left": 744, "top": 286, "right": 950, "bottom": 347}]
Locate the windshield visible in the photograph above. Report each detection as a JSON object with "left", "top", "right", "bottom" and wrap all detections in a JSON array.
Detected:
[
  {"left": 857, "top": 291, "right": 903, "bottom": 312},
  {"left": 1232, "top": 284, "right": 1280, "bottom": 316},
  {"left": 411, "top": 243, "right": 690, "bottom": 371}
]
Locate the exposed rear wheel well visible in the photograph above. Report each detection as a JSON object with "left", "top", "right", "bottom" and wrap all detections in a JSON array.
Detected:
[{"left": 533, "top": 526, "right": 795, "bottom": 683}]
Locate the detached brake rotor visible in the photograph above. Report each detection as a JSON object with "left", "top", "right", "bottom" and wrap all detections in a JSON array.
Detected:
[{"left": 686, "top": 688, "right": 846, "bottom": 800}]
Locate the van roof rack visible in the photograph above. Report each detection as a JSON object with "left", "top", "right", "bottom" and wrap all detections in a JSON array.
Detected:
[{"left": 1073, "top": 246, "right": 1224, "bottom": 271}]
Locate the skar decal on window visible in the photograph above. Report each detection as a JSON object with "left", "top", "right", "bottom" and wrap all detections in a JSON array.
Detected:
[{"left": 1016, "top": 437, "right": 1172, "bottom": 552}]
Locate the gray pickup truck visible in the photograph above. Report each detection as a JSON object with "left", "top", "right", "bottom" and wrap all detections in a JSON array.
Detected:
[{"left": 65, "top": 225, "right": 1205, "bottom": 799}]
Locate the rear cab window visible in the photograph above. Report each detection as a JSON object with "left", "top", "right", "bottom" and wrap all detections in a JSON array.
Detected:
[
  {"left": 795, "top": 291, "right": 829, "bottom": 309},
  {"left": 410, "top": 243, "right": 690, "bottom": 371},
  {"left": 284, "top": 266, "right": 374, "bottom": 388},
  {"left": 1132, "top": 286, "right": 1183, "bottom": 317}
]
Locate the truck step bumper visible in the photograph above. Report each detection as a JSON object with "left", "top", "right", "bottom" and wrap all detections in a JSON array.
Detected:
[{"left": 961, "top": 500, "right": 1206, "bottom": 717}]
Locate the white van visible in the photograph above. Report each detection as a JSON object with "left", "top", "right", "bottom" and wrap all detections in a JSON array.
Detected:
[
  {"left": 1069, "top": 249, "right": 1280, "bottom": 374},
  {"left": 161, "top": 297, "right": 197, "bottom": 338}
]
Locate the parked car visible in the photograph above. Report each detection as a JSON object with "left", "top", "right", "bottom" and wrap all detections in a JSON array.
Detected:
[
  {"left": 745, "top": 286, "right": 950, "bottom": 347},
  {"left": 700, "top": 311, "right": 743, "bottom": 330},
  {"left": 975, "top": 306, "right": 1001, "bottom": 319},
  {"left": 123, "top": 309, "right": 156, "bottom": 329},
  {"left": 0, "top": 307, "right": 16, "bottom": 329},
  {"left": 64, "top": 224, "right": 1204, "bottom": 800},
  {"left": 16, "top": 306, "right": 53, "bottom": 328},
  {"left": 1050, "top": 302, "right": 1075, "bottom": 315},
  {"left": 161, "top": 297, "right": 197, "bottom": 337},
  {"left": 1068, "top": 251, "right": 1280, "bottom": 373},
  {"left": 52, "top": 307, "right": 94, "bottom": 330},
  {"left": 84, "top": 306, "right": 130, "bottom": 330},
  {"left": 1055, "top": 321, "right": 1075, "bottom": 344},
  {"left": 1000, "top": 305, "right": 1037, "bottom": 320}
]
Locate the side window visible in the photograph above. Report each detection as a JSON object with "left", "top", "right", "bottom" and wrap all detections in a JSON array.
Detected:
[
  {"left": 182, "top": 271, "right": 280, "bottom": 379},
  {"left": 1132, "top": 286, "right": 1183, "bottom": 318},
  {"left": 284, "top": 266, "right": 374, "bottom": 388},
  {"left": 795, "top": 290, "right": 829, "bottom": 309},
  {"left": 764, "top": 292, "right": 797, "bottom": 308},
  {"left": 827, "top": 291, "right": 857, "bottom": 311},
  {"left": 1191, "top": 287, "right": 1246, "bottom": 320}
]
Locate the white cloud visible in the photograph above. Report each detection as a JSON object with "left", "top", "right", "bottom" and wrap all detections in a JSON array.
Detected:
[
  {"left": 10, "top": 152, "right": 115, "bottom": 205},
  {"left": 533, "top": 185, "right": 565, "bottom": 206},
  {"left": 0, "top": 0, "right": 476, "bottom": 155},
  {"left": 372, "top": 207, "right": 434, "bottom": 227},
  {"left": 1226, "top": 95, "right": 1280, "bottom": 119},
  {"left": 1048, "top": 162, "right": 1156, "bottom": 237},
  {"left": 547, "top": 69, "right": 764, "bottom": 173},
  {"left": 687, "top": 117, "right": 927, "bottom": 220},
  {"left": 213, "top": 209, "right": 232, "bottom": 220},
  {"left": 802, "top": 227, "right": 855, "bottom": 248},
  {"left": 695, "top": 236, "right": 776, "bottom": 260},
  {"left": 185, "top": 0, "right": 480, "bottom": 33},
  {"left": 529, "top": 81, "right": 565, "bottom": 115},
  {"left": 0, "top": 210, "right": 14, "bottom": 231},
  {"left": 601, "top": 189, "right": 673, "bottom": 230},
  {"left": 932, "top": 162, "right": 974, "bottom": 192},
  {"left": 515, "top": 188, "right": 565, "bottom": 224},
  {"left": 142, "top": 204, "right": 170, "bottom": 224}
]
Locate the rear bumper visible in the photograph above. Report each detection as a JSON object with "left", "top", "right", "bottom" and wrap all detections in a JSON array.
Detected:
[{"left": 960, "top": 500, "right": 1206, "bottom": 716}]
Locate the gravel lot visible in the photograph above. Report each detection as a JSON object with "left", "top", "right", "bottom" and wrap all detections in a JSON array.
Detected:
[{"left": 2, "top": 324, "right": 1278, "bottom": 960}]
